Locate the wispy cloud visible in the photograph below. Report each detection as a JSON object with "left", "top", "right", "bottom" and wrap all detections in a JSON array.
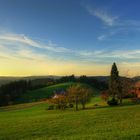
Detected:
[
  {"left": 86, "top": 6, "right": 118, "bottom": 26},
  {"left": 1, "top": 32, "right": 140, "bottom": 62},
  {"left": 97, "top": 35, "right": 106, "bottom": 41},
  {"left": 0, "top": 33, "right": 70, "bottom": 53},
  {"left": 1, "top": 32, "right": 140, "bottom": 76},
  {"left": 78, "top": 49, "right": 140, "bottom": 61},
  {"left": 85, "top": 6, "right": 140, "bottom": 27}
]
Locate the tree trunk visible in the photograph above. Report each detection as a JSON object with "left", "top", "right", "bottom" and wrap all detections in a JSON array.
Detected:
[
  {"left": 75, "top": 102, "right": 78, "bottom": 111},
  {"left": 82, "top": 103, "right": 85, "bottom": 110},
  {"left": 75, "top": 98, "right": 78, "bottom": 111},
  {"left": 119, "top": 96, "right": 122, "bottom": 105}
]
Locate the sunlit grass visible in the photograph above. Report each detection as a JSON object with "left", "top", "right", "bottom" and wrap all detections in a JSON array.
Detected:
[{"left": 0, "top": 97, "right": 140, "bottom": 140}]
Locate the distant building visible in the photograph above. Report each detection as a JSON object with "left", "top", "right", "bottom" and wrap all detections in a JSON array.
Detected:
[
  {"left": 52, "top": 89, "right": 66, "bottom": 99},
  {"left": 53, "top": 94, "right": 59, "bottom": 99}
]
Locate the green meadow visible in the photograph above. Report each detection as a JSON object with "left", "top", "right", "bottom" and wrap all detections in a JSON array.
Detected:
[
  {"left": 16, "top": 82, "right": 75, "bottom": 103},
  {"left": 0, "top": 82, "right": 140, "bottom": 140},
  {"left": 16, "top": 82, "right": 99, "bottom": 103},
  {"left": 1, "top": 101, "right": 140, "bottom": 140}
]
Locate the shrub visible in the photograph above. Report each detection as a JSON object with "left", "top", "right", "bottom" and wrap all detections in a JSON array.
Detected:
[
  {"left": 47, "top": 95, "right": 67, "bottom": 110},
  {"left": 93, "top": 104, "right": 99, "bottom": 109},
  {"left": 69, "top": 103, "right": 73, "bottom": 108},
  {"left": 47, "top": 105, "right": 54, "bottom": 110},
  {"left": 123, "top": 93, "right": 137, "bottom": 99},
  {"left": 55, "top": 104, "right": 61, "bottom": 109},
  {"left": 131, "top": 98, "right": 140, "bottom": 104},
  {"left": 55, "top": 104, "right": 67, "bottom": 110},
  {"left": 107, "top": 98, "right": 118, "bottom": 106},
  {"left": 101, "top": 90, "right": 109, "bottom": 101}
]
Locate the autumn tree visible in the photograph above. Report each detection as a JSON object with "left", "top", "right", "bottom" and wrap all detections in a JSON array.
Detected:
[
  {"left": 67, "top": 84, "right": 92, "bottom": 110},
  {"left": 118, "top": 78, "right": 133, "bottom": 104},
  {"left": 101, "top": 90, "right": 109, "bottom": 101},
  {"left": 79, "top": 87, "right": 92, "bottom": 109},
  {"left": 47, "top": 95, "right": 67, "bottom": 110}
]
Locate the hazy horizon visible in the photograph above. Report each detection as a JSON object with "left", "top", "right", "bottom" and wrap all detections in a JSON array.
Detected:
[{"left": 0, "top": 0, "right": 140, "bottom": 77}]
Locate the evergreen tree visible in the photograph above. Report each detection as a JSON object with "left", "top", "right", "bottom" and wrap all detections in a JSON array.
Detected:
[{"left": 109, "top": 62, "right": 120, "bottom": 100}]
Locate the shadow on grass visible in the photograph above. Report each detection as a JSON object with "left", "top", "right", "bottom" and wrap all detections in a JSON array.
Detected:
[{"left": 82, "top": 102, "right": 140, "bottom": 111}]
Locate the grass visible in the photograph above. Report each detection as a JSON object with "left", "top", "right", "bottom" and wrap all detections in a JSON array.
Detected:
[
  {"left": 16, "top": 82, "right": 100, "bottom": 104},
  {"left": 16, "top": 82, "right": 75, "bottom": 103},
  {"left": 0, "top": 83, "right": 139, "bottom": 140},
  {"left": 1, "top": 98, "right": 140, "bottom": 140}
]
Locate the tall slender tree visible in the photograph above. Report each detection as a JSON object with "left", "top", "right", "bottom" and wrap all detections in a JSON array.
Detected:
[{"left": 109, "top": 62, "right": 120, "bottom": 100}]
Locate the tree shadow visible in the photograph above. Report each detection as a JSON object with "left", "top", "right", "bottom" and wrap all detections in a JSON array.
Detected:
[{"left": 82, "top": 102, "right": 140, "bottom": 111}]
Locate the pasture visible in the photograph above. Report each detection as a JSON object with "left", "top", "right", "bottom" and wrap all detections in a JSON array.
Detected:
[{"left": 0, "top": 98, "right": 140, "bottom": 140}]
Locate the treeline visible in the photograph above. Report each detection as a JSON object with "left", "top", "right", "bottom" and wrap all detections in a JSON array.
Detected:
[
  {"left": 58, "top": 75, "right": 108, "bottom": 90},
  {"left": 0, "top": 80, "right": 27, "bottom": 106},
  {"left": 0, "top": 75, "right": 108, "bottom": 106},
  {"left": 0, "top": 78, "right": 55, "bottom": 106}
]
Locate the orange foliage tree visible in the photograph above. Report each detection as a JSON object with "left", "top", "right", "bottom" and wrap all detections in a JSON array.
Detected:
[
  {"left": 101, "top": 90, "right": 109, "bottom": 101},
  {"left": 67, "top": 84, "right": 92, "bottom": 110},
  {"left": 47, "top": 94, "right": 67, "bottom": 110}
]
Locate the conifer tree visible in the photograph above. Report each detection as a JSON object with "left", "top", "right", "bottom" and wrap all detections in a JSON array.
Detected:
[{"left": 109, "top": 62, "right": 119, "bottom": 100}]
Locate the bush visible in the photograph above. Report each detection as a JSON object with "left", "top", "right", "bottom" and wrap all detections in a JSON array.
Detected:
[
  {"left": 69, "top": 103, "right": 73, "bottom": 108},
  {"left": 101, "top": 90, "right": 109, "bottom": 101},
  {"left": 47, "top": 105, "right": 54, "bottom": 110},
  {"left": 55, "top": 105, "right": 60, "bottom": 109},
  {"left": 55, "top": 104, "right": 67, "bottom": 110},
  {"left": 131, "top": 98, "right": 140, "bottom": 104},
  {"left": 123, "top": 93, "right": 137, "bottom": 99},
  {"left": 107, "top": 98, "right": 118, "bottom": 106}
]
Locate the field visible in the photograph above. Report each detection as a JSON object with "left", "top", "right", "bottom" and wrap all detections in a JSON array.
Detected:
[
  {"left": 16, "top": 82, "right": 75, "bottom": 103},
  {"left": 16, "top": 82, "right": 99, "bottom": 104},
  {"left": 0, "top": 82, "right": 140, "bottom": 140},
  {"left": 1, "top": 100, "right": 140, "bottom": 140}
]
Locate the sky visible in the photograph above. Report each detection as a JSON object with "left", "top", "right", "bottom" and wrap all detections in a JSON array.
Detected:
[{"left": 0, "top": 0, "right": 140, "bottom": 77}]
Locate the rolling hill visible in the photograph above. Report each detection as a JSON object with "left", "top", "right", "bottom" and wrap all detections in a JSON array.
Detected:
[
  {"left": 16, "top": 82, "right": 75, "bottom": 103},
  {"left": 15, "top": 82, "right": 99, "bottom": 104},
  {"left": 0, "top": 99, "right": 140, "bottom": 140}
]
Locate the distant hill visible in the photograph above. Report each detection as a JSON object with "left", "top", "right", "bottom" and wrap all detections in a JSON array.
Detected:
[
  {"left": 0, "top": 75, "right": 140, "bottom": 87},
  {"left": 0, "top": 76, "right": 22, "bottom": 86},
  {"left": 90, "top": 76, "right": 109, "bottom": 83},
  {"left": 15, "top": 82, "right": 97, "bottom": 104},
  {"left": 0, "top": 75, "right": 61, "bottom": 86},
  {"left": 15, "top": 82, "right": 75, "bottom": 103},
  {"left": 15, "top": 82, "right": 98, "bottom": 104}
]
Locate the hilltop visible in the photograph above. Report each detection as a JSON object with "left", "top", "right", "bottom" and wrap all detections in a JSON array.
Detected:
[{"left": 0, "top": 75, "right": 61, "bottom": 86}]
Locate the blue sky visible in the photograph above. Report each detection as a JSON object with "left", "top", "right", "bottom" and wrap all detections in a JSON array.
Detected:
[{"left": 0, "top": 0, "right": 140, "bottom": 76}]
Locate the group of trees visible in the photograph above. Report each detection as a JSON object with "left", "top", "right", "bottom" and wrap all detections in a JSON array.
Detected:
[
  {"left": 0, "top": 78, "right": 55, "bottom": 106},
  {"left": 0, "top": 62, "right": 135, "bottom": 107},
  {"left": 47, "top": 84, "right": 92, "bottom": 111},
  {"left": 0, "top": 73, "right": 107, "bottom": 107},
  {"left": 58, "top": 75, "right": 108, "bottom": 90},
  {"left": 67, "top": 85, "right": 92, "bottom": 110},
  {"left": 0, "top": 80, "right": 29, "bottom": 106},
  {"left": 101, "top": 62, "right": 133, "bottom": 105},
  {"left": 58, "top": 63, "right": 136, "bottom": 107}
]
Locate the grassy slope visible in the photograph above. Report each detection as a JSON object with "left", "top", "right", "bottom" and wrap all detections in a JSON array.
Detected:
[
  {"left": 1, "top": 100, "right": 140, "bottom": 140},
  {"left": 16, "top": 82, "right": 75, "bottom": 103},
  {"left": 1, "top": 83, "right": 138, "bottom": 140},
  {"left": 16, "top": 82, "right": 99, "bottom": 103}
]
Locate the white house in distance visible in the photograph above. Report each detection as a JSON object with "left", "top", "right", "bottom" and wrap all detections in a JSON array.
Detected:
[{"left": 52, "top": 89, "right": 66, "bottom": 99}]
